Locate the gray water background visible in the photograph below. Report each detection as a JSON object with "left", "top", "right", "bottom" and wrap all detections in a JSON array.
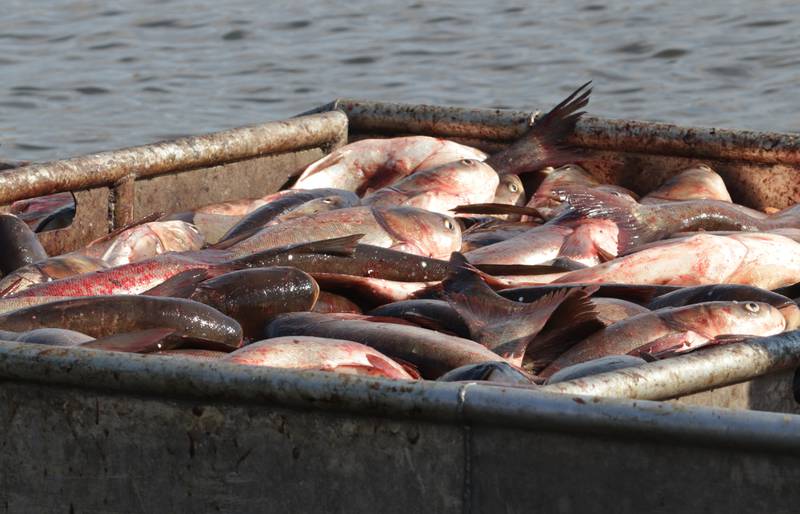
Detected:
[{"left": 2, "top": 0, "right": 799, "bottom": 161}]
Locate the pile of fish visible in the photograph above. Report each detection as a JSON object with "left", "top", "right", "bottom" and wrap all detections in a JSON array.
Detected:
[{"left": 2, "top": 81, "right": 799, "bottom": 388}]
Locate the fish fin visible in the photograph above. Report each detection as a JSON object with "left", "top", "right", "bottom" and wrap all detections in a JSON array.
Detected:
[
  {"left": 0, "top": 277, "right": 23, "bottom": 298},
  {"left": 80, "top": 328, "right": 177, "bottom": 353},
  {"left": 475, "top": 262, "right": 576, "bottom": 275},
  {"left": 524, "top": 286, "right": 604, "bottom": 371},
  {"left": 141, "top": 269, "right": 211, "bottom": 298},
  {"left": 507, "top": 82, "right": 592, "bottom": 171},
  {"left": 389, "top": 357, "right": 422, "bottom": 380},
  {"left": 628, "top": 331, "right": 705, "bottom": 359},
  {"left": 551, "top": 186, "right": 659, "bottom": 254},
  {"left": 230, "top": 234, "right": 364, "bottom": 267},
  {"left": 365, "top": 353, "right": 419, "bottom": 380},
  {"left": 452, "top": 203, "right": 544, "bottom": 220},
  {"left": 645, "top": 334, "right": 748, "bottom": 360},
  {"left": 371, "top": 207, "right": 422, "bottom": 251},
  {"left": 85, "top": 212, "right": 164, "bottom": 248},
  {"left": 442, "top": 252, "right": 574, "bottom": 365}
]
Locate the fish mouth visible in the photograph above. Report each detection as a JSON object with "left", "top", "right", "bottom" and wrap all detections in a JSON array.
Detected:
[{"left": 778, "top": 302, "right": 800, "bottom": 330}]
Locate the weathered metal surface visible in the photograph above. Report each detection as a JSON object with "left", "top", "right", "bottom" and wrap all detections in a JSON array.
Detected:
[
  {"left": 34, "top": 187, "right": 110, "bottom": 256},
  {"left": 540, "top": 331, "right": 800, "bottom": 401},
  {"left": 133, "top": 149, "right": 324, "bottom": 219},
  {"left": 0, "top": 112, "right": 348, "bottom": 205},
  {"left": 674, "top": 370, "right": 800, "bottom": 414},
  {"left": 0, "top": 341, "right": 800, "bottom": 512}
]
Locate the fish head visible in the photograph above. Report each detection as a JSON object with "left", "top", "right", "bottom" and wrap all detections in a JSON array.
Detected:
[
  {"left": 378, "top": 207, "right": 462, "bottom": 259},
  {"left": 692, "top": 301, "right": 786, "bottom": 338},
  {"left": 151, "top": 221, "right": 206, "bottom": 252},
  {"left": 493, "top": 174, "right": 526, "bottom": 213}
]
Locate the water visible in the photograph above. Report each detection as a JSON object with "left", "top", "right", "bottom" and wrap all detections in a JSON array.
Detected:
[{"left": 2, "top": 0, "right": 800, "bottom": 161}]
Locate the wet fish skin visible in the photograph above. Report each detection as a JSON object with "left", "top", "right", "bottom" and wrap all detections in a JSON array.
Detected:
[
  {"left": 97, "top": 220, "right": 205, "bottom": 267},
  {"left": 437, "top": 361, "right": 537, "bottom": 385},
  {"left": 228, "top": 205, "right": 462, "bottom": 260},
  {"left": 189, "top": 267, "right": 319, "bottom": 339},
  {"left": 0, "top": 254, "right": 109, "bottom": 296},
  {"left": 552, "top": 232, "right": 800, "bottom": 290},
  {"left": 492, "top": 174, "right": 526, "bottom": 220},
  {"left": 646, "top": 284, "right": 800, "bottom": 330},
  {"left": 291, "top": 136, "right": 487, "bottom": 194},
  {"left": 641, "top": 165, "right": 732, "bottom": 204},
  {"left": 0, "top": 214, "right": 48, "bottom": 275},
  {"left": 265, "top": 311, "right": 505, "bottom": 379},
  {"left": 0, "top": 295, "right": 243, "bottom": 350},
  {"left": 368, "top": 299, "right": 471, "bottom": 338},
  {"left": 225, "top": 335, "right": 416, "bottom": 380},
  {"left": 542, "top": 300, "right": 786, "bottom": 377},
  {"left": 0, "top": 327, "right": 94, "bottom": 346},
  {"left": 363, "top": 159, "right": 499, "bottom": 215},
  {"left": 312, "top": 291, "right": 363, "bottom": 314},
  {"left": 544, "top": 355, "right": 647, "bottom": 384},
  {"left": 554, "top": 186, "right": 800, "bottom": 255},
  {"left": 218, "top": 188, "right": 360, "bottom": 245}
]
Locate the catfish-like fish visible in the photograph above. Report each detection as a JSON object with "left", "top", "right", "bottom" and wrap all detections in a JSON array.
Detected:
[
  {"left": 641, "top": 165, "right": 732, "bottom": 204},
  {"left": 225, "top": 335, "right": 416, "bottom": 380},
  {"left": 189, "top": 267, "right": 319, "bottom": 338},
  {"left": 265, "top": 311, "right": 506, "bottom": 379},
  {"left": 484, "top": 82, "right": 591, "bottom": 175},
  {"left": 228, "top": 206, "right": 462, "bottom": 260},
  {"left": 0, "top": 295, "right": 243, "bottom": 350},
  {"left": 291, "top": 136, "right": 487, "bottom": 194},
  {"left": 363, "top": 159, "right": 499, "bottom": 215},
  {"left": 437, "top": 361, "right": 537, "bottom": 385},
  {"left": 0, "top": 214, "right": 47, "bottom": 274},
  {"left": 368, "top": 299, "right": 471, "bottom": 338},
  {"left": 541, "top": 301, "right": 786, "bottom": 377}
]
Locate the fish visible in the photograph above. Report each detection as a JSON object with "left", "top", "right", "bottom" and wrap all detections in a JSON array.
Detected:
[
  {"left": 437, "top": 361, "right": 537, "bottom": 385},
  {"left": 188, "top": 267, "right": 319, "bottom": 338},
  {"left": 460, "top": 220, "right": 535, "bottom": 252},
  {"left": 525, "top": 164, "right": 599, "bottom": 219},
  {"left": 312, "top": 291, "right": 363, "bottom": 314},
  {"left": 0, "top": 295, "right": 243, "bottom": 350},
  {"left": 94, "top": 220, "right": 205, "bottom": 267},
  {"left": 491, "top": 174, "right": 526, "bottom": 220},
  {"left": 368, "top": 299, "right": 471, "bottom": 338},
  {"left": 9, "top": 192, "right": 75, "bottom": 232},
  {"left": 0, "top": 327, "right": 95, "bottom": 346},
  {"left": 362, "top": 159, "right": 499, "bottom": 215},
  {"left": 552, "top": 232, "right": 800, "bottom": 290},
  {"left": 553, "top": 186, "right": 800, "bottom": 254},
  {"left": 291, "top": 136, "right": 487, "bottom": 194},
  {"left": 0, "top": 296, "right": 76, "bottom": 315},
  {"left": 646, "top": 284, "right": 800, "bottom": 330},
  {"left": 641, "top": 165, "right": 732, "bottom": 204},
  {"left": 440, "top": 253, "right": 597, "bottom": 366},
  {"left": 541, "top": 301, "right": 786, "bottom": 377},
  {"left": 80, "top": 328, "right": 178, "bottom": 353},
  {"left": 224, "top": 335, "right": 417, "bottom": 380},
  {"left": 0, "top": 254, "right": 109, "bottom": 296},
  {"left": 591, "top": 297, "right": 651, "bottom": 326},
  {"left": 544, "top": 355, "right": 647, "bottom": 384},
  {"left": 217, "top": 188, "right": 360, "bottom": 246},
  {"left": 0, "top": 213, "right": 48, "bottom": 275},
  {"left": 484, "top": 82, "right": 592, "bottom": 175},
  {"left": 499, "top": 283, "right": 681, "bottom": 305},
  {"left": 464, "top": 217, "right": 619, "bottom": 267},
  {"left": 10, "top": 236, "right": 356, "bottom": 298},
  {"left": 265, "top": 311, "right": 506, "bottom": 379},
  {"left": 227, "top": 206, "right": 462, "bottom": 260}
]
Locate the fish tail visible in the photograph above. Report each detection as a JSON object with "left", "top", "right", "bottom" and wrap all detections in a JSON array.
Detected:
[{"left": 442, "top": 252, "right": 579, "bottom": 363}]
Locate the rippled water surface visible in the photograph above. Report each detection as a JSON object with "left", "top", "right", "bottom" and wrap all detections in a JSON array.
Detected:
[{"left": 2, "top": 0, "right": 800, "bottom": 161}]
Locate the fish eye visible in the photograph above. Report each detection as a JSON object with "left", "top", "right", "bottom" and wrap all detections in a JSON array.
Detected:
[
  {"left": 745, "top": 302, "right": 760, "bottom": 313},
  {"left": 508, "top": 182, "right": 519, "bottom": 193},
  {"left": 322, "top": 198, "right": 333, "bottom": 204},
  {"left": 460, "top": 159, "right": 476, "bottom": 166},
  {"left": 444, "top": 219, "right": 455, "bottom": 231}
]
